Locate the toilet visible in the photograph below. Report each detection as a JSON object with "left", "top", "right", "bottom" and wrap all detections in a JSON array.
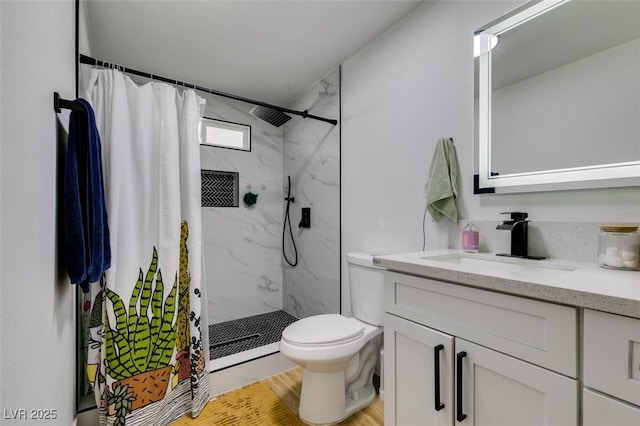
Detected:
[{"left": 279, "top": 253, "right": 385, "bottom": 425}]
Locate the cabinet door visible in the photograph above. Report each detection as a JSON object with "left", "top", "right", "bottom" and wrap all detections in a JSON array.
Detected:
[
  {"left": 584, "top": 309, "right": 640, "bottom": 406},
  {"left": 385, "top": 313, "right": 454, "bottom": 426},
  {"left": 455, "top": 339, "right": 577, "bottom": 426},
  {"left": 583, "top": 389, "right": 640, "bottom": 426}
]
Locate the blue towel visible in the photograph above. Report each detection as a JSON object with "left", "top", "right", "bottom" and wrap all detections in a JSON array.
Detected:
[{"left": 64, "top": 99, "right": 110, "bottom": 292}]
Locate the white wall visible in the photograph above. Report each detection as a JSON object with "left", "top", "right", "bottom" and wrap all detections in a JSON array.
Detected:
[
  {"left": 0, "top": 1, "right": 76, "bottom": 424},
  {"left": 341, "top": 1, "right": 519, "bottom": 314},
  {"left": 283, "top": 68, "right": 341, "bottom": 318},
  {"left": 341, "top": 0, "right": 640, "bottom": 315}
]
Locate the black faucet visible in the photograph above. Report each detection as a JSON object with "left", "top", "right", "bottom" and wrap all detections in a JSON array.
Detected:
[{"left": 496, "top": 212, "right": 545, "bottom": 260}]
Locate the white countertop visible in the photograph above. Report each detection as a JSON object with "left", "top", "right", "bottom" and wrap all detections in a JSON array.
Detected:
[{"left": 373, "top": 249, "right": 640, "bottom": 319}]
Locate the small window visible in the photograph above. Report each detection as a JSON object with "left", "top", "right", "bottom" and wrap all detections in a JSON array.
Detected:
[{"left": 199, "top": 117, "right": 251, "bottom": 151}]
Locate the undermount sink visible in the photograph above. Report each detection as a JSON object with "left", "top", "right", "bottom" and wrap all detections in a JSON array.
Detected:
[{"left": 421, "top": 253, "right": 577, "bottom": 272}]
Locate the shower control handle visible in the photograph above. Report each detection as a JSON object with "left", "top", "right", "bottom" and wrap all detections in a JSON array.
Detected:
[{"left": 299, "top": 207, "right": 311, "bottom": 229}]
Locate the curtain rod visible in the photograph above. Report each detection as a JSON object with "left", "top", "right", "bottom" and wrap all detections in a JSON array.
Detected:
[{"left": 79, "top": 54, "right": 337, "bottom": 126}]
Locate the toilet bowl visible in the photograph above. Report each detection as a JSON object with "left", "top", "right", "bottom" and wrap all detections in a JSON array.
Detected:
[{"left": 279, "top": 253, "right": 385, "bottom": 425}]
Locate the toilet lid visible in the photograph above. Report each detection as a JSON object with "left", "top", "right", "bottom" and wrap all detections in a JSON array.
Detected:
[{"left": 282, "top": 314, "right": 364, "bottom": 345}]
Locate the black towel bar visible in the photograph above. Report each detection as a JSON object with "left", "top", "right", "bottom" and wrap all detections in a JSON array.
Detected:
[{"left": 53, "top": 92, "right": 84, "bottom": 113}]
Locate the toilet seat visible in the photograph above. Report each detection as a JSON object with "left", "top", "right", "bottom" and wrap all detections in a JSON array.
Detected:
[{"left": 282, "top": 314, "right": 365, "bottom": 346}]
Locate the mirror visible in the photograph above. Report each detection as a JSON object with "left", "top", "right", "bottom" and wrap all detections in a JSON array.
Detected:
[{"left": 475, "top": 0, "right": 640, "bottom": 192}]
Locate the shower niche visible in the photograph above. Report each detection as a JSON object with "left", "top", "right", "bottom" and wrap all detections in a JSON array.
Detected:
[{"left": 201, "top": 170, "right": 239, "bottom": 208}]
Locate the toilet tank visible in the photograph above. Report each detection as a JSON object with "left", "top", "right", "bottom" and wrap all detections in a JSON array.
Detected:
[{"left": 347, "top": 253, "right": 385, "bottom": 326}]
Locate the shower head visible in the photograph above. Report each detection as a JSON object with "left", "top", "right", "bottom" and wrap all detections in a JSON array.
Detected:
[{"left": 250, "top": 106, "right": 292, "bottom": 128}]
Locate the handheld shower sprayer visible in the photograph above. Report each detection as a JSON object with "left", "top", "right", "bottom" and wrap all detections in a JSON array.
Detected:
[{"left": 283, "top": 176, "right": 298, "bottom": 267}]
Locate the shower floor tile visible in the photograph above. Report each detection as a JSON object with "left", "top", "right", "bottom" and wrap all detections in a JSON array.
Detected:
[{"left": 208, "top": 310, "right": 298, "bottom": 360}]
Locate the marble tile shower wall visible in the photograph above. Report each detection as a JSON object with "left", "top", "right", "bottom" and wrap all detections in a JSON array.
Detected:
[
  {"left": 449, "top": 220, "right": 602, "bottom": 263},
  {"left": 283, "top": 68, "right": 341, "bottom": 318},
  {"left": 200, "top": 93, "right": 284, "bottom": 325}
]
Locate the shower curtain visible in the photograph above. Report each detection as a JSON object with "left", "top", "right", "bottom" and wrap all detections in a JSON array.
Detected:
[{"left": 84, "top": 69, "right": 209, "bottom": 425}]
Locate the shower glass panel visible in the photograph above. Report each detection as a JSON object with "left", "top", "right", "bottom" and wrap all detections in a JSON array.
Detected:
[{"left": 201, "top": 69, "right": 341, "bottom": 371}]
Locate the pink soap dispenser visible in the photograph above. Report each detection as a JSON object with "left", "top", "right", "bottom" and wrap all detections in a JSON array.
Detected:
[{"left": 462, "top": 221, "right": 479, "bottom": 253}]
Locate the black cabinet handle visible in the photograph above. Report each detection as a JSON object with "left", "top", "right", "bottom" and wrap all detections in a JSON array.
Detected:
[
  {"left": 434, "top": 344, "right": 445, "bottom": 411},
  {"left": 456, "top": 351, "right": 467, "bottom": 422}
]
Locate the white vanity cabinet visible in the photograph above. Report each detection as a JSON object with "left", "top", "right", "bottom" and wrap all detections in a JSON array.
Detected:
[
  {"left": 384, "top": 271, "right": 578, "bottom": 426},
  {"left": 583, "top": 309, "right": 640, "bottom": 425}
]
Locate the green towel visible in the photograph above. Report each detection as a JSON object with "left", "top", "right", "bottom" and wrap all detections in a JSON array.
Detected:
[{"left": 424, "top": 138, "right": 459, "bottom": 223}]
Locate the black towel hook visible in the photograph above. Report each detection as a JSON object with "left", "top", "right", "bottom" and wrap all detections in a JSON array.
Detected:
[{"left": 53, "top": 92, "right": 84, "bottom": 113}]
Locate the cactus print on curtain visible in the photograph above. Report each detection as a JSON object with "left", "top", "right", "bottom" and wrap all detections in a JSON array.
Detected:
[{"left": 84, "top": 69, "right": 209, "bottom": 425}]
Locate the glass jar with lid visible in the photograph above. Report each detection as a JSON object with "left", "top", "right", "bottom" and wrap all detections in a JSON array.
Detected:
[{"left": 598, "top": 224, "right": 639, "bottom": 271}]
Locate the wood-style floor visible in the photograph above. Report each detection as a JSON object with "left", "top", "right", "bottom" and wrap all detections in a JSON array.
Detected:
[{"left": 172, "top": 367, "right": 383, "bottom": 425}]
